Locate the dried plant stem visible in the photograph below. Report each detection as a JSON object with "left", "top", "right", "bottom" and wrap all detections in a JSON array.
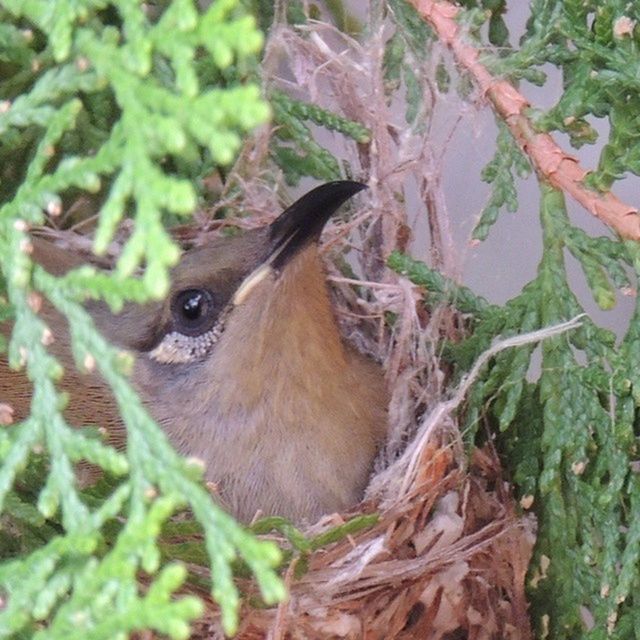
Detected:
[
  {"left": 327, "top": 275, "right": 400, "bottom": 289},
  {"left": 269, "top": 557, "right": 297, "bottom": 640},
  {"left": 408, "top": 0, "right": 640, "bottom": 240},
  {"left": 398, "top": 315, "right": 584, "bottom": 496}
]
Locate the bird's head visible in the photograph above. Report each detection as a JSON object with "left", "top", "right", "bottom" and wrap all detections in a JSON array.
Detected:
[{"left": 94, "top": 181, "right": 367, "bottom": 375}]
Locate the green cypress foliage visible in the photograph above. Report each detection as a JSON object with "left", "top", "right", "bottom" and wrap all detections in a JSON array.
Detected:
[
  {"left": 388, "top": 3, "right": 640, "bottom": 635},
  {"left": 0, "top": 2, "right": 281, "bottom": 637}
]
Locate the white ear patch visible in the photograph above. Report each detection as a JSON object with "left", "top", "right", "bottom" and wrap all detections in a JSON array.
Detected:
[{"left": 232, "top": 264, "right": 273, "bottom": 306}]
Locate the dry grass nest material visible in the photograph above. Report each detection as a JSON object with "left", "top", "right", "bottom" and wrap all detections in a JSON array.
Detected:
[
  {"left": 197, "top": 445, "right": 537, "bottom": 640},
  {"left": 207, "top": 19, "right": 538, "bottom": 636}
]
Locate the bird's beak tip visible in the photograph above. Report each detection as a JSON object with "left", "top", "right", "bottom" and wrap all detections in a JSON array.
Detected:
[{"left": 268, "top": 180, "right": 368, "bottom": 270}]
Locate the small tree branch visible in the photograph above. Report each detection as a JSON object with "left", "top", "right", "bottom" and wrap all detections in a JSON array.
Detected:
[
  {"left": 409, "top": 0, "right": 640, "bottom": 240},
  {"left": 399, "top": 314, "right": 585, "bottom": 498}
]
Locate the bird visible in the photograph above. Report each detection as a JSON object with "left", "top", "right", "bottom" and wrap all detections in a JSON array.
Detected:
[{"left": 0, "top": 181, "right": 388, "bottom": 524}]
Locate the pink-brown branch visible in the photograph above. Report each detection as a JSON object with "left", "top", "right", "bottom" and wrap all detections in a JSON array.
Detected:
[{"left": 409, "top": 0, "right": 640, "bottom": 240}]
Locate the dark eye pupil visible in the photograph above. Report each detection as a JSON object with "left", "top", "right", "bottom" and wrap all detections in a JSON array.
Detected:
[
  {"left": 182, "top": 293, "right": 203, "bottom": 321},
  {"left": 171, "top": 288, "right": 216, "bottom": 336}
]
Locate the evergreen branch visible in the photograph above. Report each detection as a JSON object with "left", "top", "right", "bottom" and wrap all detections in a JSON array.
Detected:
[
  {"left": 388, "top": 249, "right": 494, "bottom": 316},
  {"left": 271, "top": 90, "right": 371, "bottom": 143},
  {"left": 0, "top": 2, "right": 282, "bottom": 636},
  {"left": 474, "top": 121, "right": 531, "bottom": 240},
  {"left": 406, "top": 0, "right": 640, "bottom": 240},
  {"left": 35, "top": 269, "right": 285, "bottom": 634}
]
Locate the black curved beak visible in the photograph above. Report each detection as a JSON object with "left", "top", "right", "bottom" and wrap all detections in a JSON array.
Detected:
[{"left": 268, "top": 180, "right": 367, "bottom": 270}]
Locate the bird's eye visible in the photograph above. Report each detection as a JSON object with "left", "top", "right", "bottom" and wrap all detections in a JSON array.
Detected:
[{"left": 171, "top": 288, "right": 217, "bottom": 336}]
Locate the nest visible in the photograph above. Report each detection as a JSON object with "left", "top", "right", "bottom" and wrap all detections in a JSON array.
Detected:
[
  {"left": 158, "top": 15, "right": 546, "bottom": 634},
  {"left": 185, "top": 442, "right": 535, "bottom": 640}
]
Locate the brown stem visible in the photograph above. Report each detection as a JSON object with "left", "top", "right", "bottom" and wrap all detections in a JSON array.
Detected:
[{"left": 408, "top": 0, "right": 640, "bottom": 240}]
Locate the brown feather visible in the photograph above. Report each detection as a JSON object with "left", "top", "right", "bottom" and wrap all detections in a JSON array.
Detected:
[
  {"left": 1, "top": 227, "right": 388, "bottom": 523},
  {"left": 1, "top": 239, "right": 124, "bottom": 444}
]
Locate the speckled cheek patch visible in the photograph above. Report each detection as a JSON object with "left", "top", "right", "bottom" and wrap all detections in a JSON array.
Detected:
[{"left": 149, "top": 316, "right": 227, "bottom": 364}]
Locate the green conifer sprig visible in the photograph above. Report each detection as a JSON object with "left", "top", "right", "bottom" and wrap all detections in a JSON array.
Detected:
[
  {"left": 0, "top": 1, "right": 281, "bottom": 637},
  {"left": 390, "top": 182, "right": 640, "bottom": 637},
  {"left": 270, "top": 93, "right": 342, "bottom": 186}
]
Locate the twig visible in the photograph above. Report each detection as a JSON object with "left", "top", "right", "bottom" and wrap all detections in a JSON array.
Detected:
[
  {"left": 268, "top": 556, "right": 297, "bottom": 640},
  {"left": 408, "top": 0, "right": 640, "bottom": 240},
  {"left": 398, "top": 314, "right": 585, "bottom": 496},
  {"left": 327, "top": 275, "right": 400, "bottom": 290}
]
